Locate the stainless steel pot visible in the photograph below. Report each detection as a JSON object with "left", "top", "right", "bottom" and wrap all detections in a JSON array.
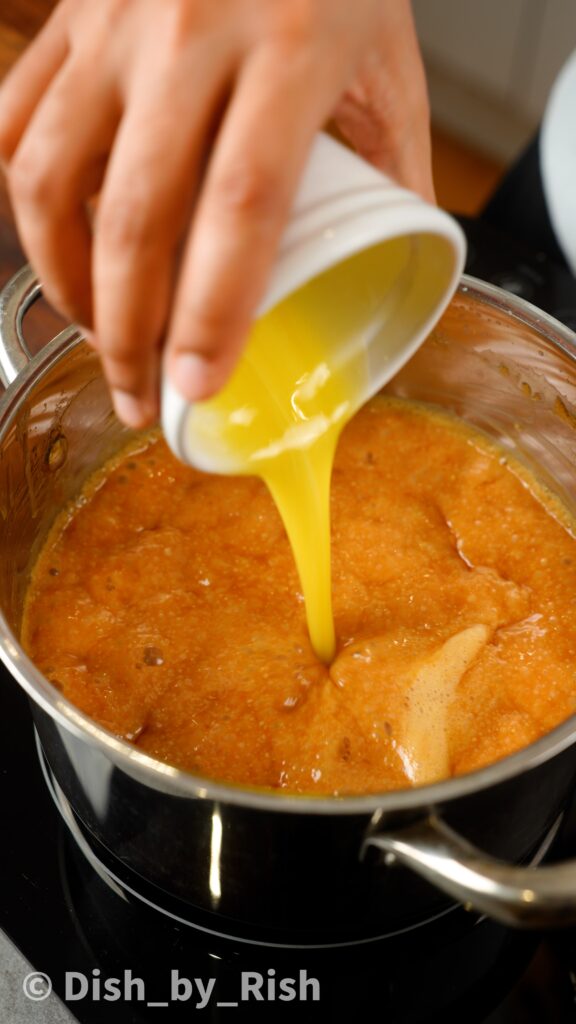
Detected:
[{"left": 3, "top": 266, "right": 576, "bottom": 946}]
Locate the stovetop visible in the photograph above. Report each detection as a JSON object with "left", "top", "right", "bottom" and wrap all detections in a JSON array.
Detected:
[
  {"left": 458, "top": 214, "right": 576, "bottom": 331},
  {"left": 3, "top": 220, "right": 576, "bottom": 1023},
  {"left": 3, "top": 663, "right": 576, "bottom": 1024}
]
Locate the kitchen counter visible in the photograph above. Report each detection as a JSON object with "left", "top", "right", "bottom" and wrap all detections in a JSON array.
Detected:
[{"left": 0, "top": 931, "right": 75, "bottom": 1024}]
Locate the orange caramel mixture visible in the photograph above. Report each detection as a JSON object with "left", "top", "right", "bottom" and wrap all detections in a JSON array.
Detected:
[{"left": 22, "top": 399, "right": 576, "bottom": 795}]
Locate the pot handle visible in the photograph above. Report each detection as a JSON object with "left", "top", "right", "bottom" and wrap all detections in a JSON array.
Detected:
[
  {"left": 364, "top": 813, "right": 576, "bottom": 928},
  {"left": 0, "top": 265, "right": 42, "bottom": 387}
]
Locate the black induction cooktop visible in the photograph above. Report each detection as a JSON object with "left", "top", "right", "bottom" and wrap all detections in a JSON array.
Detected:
[
  {"left": 458, "top": 214, "right": 576, "bottom": 333},
  {"left": 3, "top": 220, "right": 576, "bottom": 1023},
  {"left": 3, "top": 661, "right": 576, "bottom": 1024}
]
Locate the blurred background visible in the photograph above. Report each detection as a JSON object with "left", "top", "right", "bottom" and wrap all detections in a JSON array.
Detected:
[
  {"left": 413, "top": 0, "right": 576, "bottom": 214},
  {"left": 0, "top": 0, "right": 576, "bottom": 244}
]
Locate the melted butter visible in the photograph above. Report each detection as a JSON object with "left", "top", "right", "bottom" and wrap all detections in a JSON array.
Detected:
[{"left": 184, "top": 238, "right": 413, "bottom": 662}]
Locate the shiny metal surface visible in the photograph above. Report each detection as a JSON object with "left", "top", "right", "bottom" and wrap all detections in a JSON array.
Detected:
[
  {"left": 3, "top": 268, "right": 576, "bottom": 936},
  {"left": 0, "top": 265, "right": 39, "bottom": 386},
  {"left": 365, "top": 814, "right": 575, "bottom": 929}
]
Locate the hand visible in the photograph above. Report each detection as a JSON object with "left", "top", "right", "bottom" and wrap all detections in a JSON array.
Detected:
[{"left": 0, "top": 0, "right": 433, "bottom": 428}]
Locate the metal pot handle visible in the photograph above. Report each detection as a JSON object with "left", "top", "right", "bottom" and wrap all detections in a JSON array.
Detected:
[
  {"left": 0, "top": 267, "right": 80, "bottom": 389},
  {"left": 365, "top": 813, "right": 576, "bottom": 928},
  {"left": 0, "top": 265, "right": 42, "bottom": 386}
]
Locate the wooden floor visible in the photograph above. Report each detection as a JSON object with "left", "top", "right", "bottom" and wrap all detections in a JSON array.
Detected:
[
  {"left": 0, "top": 2, "right": 48, "bottom": 77},
  {"left": 432, "top": 127, "right": 504, "bottom": 216},
  {"left": 0, "top": 0, "right": 505, "bottom": 290},
  {"left": 0, "top": 1, "right": 57, "bottom": 289}
]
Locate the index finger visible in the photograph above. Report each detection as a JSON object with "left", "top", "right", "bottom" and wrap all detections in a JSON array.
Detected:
[{"left": 164, "top": 42, "right": 342, "bottom": 403}]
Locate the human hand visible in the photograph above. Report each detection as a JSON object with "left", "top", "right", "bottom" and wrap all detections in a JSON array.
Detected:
[{"left": 0, "top": 0, "right": 433, "bottom": 428}]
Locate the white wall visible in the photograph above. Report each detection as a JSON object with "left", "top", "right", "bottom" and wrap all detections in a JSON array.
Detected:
[{"left": 413, "top": 0, "right": 576, "bottom": 160}]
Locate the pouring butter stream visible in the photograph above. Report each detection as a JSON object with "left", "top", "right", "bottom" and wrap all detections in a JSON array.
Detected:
[
  {"left": 163, "top": 237, "right": 443, "bottom": 663},
  {"left": 161, "top": 137, "right": 464, "bottom": 662}
]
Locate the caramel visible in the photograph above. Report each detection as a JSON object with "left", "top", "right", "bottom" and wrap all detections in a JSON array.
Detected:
[{"left": 22, "top": 399, "right": 576, "bottom": 794}]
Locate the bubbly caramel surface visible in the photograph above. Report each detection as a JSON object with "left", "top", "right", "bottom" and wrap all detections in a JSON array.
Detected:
[{"left": 22, "top": 399, "right": 576, "bottom": 794}]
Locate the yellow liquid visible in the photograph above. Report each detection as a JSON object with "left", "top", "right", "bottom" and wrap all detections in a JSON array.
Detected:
[{"left": 186, "top": 238, "right": 418, "bottom": 662}]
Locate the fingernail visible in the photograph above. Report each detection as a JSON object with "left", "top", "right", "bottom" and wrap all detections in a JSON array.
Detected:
[
  {"left": 171, "top": 353, "right": 215, "bottom": 402},
  {"left": 111, "top": 389, "right": 147, "bottom": 429}
]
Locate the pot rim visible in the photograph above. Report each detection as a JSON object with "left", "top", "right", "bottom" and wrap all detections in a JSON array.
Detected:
[{"left": 2, "top": 273, "right": 576, "bottom": 816}]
